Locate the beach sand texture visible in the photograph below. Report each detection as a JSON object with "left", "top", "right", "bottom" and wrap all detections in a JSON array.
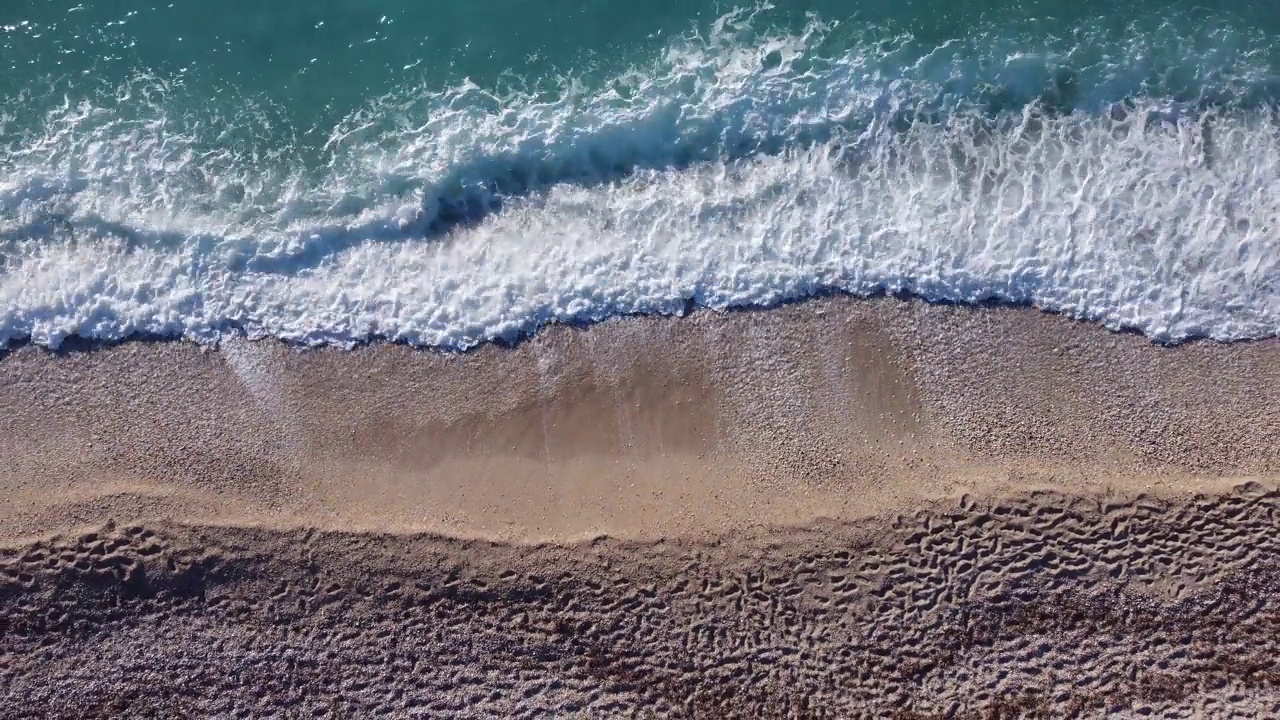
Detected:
[{"left": 2, "top": 298, "right": 1278, "bottom": 717}]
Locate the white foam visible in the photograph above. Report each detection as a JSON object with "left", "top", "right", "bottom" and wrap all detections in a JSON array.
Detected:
[{"left": 0, "top": 13, "right": 1277, "bottom": 348}]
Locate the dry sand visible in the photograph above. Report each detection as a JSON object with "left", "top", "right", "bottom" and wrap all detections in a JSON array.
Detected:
[{"left": 1, "top": 297, "right": 1278, "bottom": 717}]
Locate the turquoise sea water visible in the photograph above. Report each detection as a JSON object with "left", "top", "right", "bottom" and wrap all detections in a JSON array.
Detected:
[{"left": 1, "top": 1, "right": 1277, "bottom": 348}]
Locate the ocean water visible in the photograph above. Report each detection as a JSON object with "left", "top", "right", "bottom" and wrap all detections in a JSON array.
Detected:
[{"left": 1, "top": 0, "right": 1277, "bottom": 349}]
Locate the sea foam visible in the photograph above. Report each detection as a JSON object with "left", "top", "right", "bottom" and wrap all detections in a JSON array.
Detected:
[{"left": 1, "top": 10, "right": 1277, "bottom": 349}]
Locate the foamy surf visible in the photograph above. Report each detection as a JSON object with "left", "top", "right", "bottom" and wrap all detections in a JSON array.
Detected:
[{"left": 1, "top": 6, "right": 1277, "bottom": 349}]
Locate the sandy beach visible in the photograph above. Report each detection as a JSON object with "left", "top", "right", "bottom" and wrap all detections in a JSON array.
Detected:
[{"left": 3, "top": 298, "right": 1278, "bottom": 717}]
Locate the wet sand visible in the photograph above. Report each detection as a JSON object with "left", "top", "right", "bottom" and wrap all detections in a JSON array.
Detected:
[{"left": 2, "top": 297, "right": 1278, "bottom": 717}]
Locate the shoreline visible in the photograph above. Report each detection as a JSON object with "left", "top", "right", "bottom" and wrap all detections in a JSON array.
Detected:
[
  {"left": 2, "top": 288, "right": 1273, "bottom": 360},
  {"left": 1, "top": 296, "right": 1275, "bottom": 543}
]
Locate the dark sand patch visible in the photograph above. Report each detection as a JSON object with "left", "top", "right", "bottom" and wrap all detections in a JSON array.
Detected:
[{"left": 3, "top": 486, "right": 1277, "bottom": 717}]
